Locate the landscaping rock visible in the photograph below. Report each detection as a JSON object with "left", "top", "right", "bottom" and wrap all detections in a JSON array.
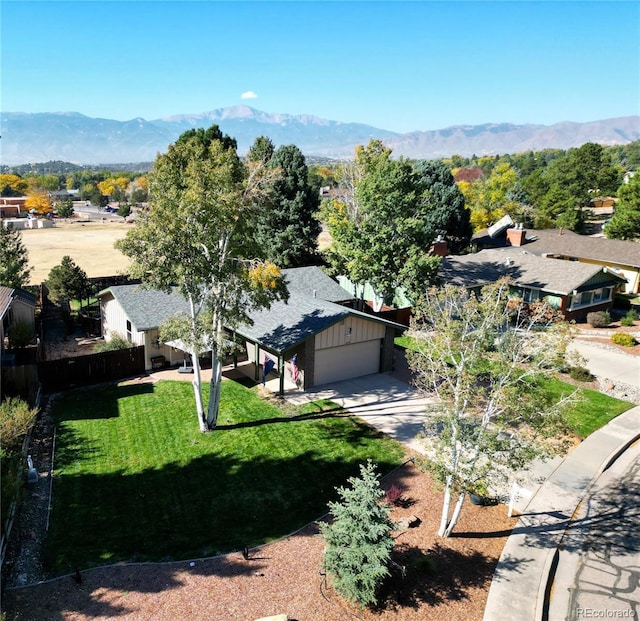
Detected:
[{"left": 396, "top": 514, "right": 421, "bottom": 530}]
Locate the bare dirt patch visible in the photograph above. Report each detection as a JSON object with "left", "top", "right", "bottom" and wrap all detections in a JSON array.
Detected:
[{"left": 18, "top": 220, "right": 132, "bottom": 285}]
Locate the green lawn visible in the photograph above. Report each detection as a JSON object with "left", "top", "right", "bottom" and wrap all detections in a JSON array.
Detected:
[
  {"left": 46, "top": 380, "right": 403, "bottom": 574},
  {"left": 544, "top": 377, "right": 635, "bottom": 439},
  {"left": 396, "top": 335, "right": 634, "bottom": 439}
]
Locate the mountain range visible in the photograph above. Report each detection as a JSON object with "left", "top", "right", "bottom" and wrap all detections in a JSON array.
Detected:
[{"left": 1, "top": 106, "right": 638, "bottom": 165}]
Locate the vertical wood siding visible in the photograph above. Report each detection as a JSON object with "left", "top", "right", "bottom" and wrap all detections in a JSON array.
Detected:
[{"left": 315, "top": 316, "right": 385, "bottom": 351}]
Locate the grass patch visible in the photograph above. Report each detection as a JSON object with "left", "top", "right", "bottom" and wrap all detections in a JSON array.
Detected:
[
  {"left": 544, "top": 377, "right": 635, "bottom": 439},
  {"left": 46, "top": 380, "right": 403, "bottom": 574},
  {"left": 395, "top": 335, "right": 429, "bottom": 352}
]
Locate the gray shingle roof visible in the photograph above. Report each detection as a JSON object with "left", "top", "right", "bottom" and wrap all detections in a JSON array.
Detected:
[
  {"left": 233, "top": 295, "right": 351, "bottom": 352},
  {"left": 282, "top": 266, "right": 354, "bottom": 303},
  {"left": 473, "top": 227, "right": 640, "bottom": 269},
  {"left": 522, "top": 229, "right": 640, "bottom": 268},
  {"left": 100, "top": 268, "right": 400, "bottom": 354},
  {"left": 102, "top": 285, "right": 190, "bottom": 331},
  {"left": 441, "top": 249, "right": 626, "bottom": 295}
]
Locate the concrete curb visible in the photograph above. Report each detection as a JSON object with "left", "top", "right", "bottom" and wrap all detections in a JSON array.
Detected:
[{"left": 482, "top": 406, "right": 640, "bottom": 621}]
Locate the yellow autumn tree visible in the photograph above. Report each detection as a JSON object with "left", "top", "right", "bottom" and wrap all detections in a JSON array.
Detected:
[
  {"left": 24, "top": 190, "right": 52, "bottom": 215},
  {"left": 97, "top": 177, "right": 130, "bottom": 200},
  {"left": 0, "top": 174, "right": 29, "bottom": 195}
]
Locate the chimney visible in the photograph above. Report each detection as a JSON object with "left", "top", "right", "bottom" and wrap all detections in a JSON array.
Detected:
[
  {"left": 506, "top": 226, "right": 526, "bottom": 247},
  {"left": 430, "top": 236, "right": 448, "bottom": 257}
]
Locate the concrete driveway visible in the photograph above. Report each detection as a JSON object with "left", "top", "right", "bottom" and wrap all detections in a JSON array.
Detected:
[
  {"left": 569, "top": 339, "right": 640, "bottom": 388},
  {"left": 286, "top": 373, "right": 434, "bottom": 455}
]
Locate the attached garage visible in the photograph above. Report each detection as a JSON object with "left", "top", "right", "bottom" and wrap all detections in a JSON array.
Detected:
[{"left": 314, "top": 339, "right": 381, "bottom": 386}]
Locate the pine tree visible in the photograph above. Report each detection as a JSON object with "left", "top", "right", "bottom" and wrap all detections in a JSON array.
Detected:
[
  {"left": 255, "top": 143, "right": 320, "bottom": 267},
  {"left": 320, "top": 461, "right": 395, "bottom": 608},
  {"left": 0, "top": 223, "right": 31, "bottom": 289},
  {"left": 46, "top": 256, "right": 88, "bottom": 305}
]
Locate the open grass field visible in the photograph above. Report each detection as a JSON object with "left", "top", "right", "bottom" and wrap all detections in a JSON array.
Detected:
[
  {"left": 19, "top": 220, "right": 333, "bottom": 286},
  {"left": 18, "top": 220, "right": 132, "bottom": 285},
  {"left": 45, "top": 379, "right": 404, "bottom": 574}
]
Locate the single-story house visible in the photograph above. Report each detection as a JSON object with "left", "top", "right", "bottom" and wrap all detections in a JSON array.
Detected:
[
  {"left": 98, "top": 266, "right": 404, "bottom": 393},
  {"left": 472, "top": 226, "right": 640, "bottom": 294},
  {"left": 0, "top": 197, "right": 27, "bottom": 219},
  {"left": 440, "top": 248, "right": 627, "bottom": 322}
]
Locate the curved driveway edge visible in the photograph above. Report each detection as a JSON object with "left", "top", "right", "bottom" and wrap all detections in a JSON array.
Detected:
[
  {"left": 482, "top": 406, "right": 640, "bottom": 621},
  {"left": 285, "top": 372, "right": 433, "bottom": 456}
]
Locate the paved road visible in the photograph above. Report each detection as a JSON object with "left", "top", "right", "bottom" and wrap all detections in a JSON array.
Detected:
[
  {"left": 551, "top": 442, "right": 640, "bottom": 621},
  {"left": 483, "top": 406, "right": 640, "bottom": 621}
]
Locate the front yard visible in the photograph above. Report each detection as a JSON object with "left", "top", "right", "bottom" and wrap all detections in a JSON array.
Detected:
[{"left": 45, "top": 379, "right": 404, "bottom": 574}]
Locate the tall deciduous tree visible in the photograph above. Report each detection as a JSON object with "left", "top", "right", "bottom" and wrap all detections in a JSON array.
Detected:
[
  {"left": 0, "top": 224, "right": 31, "bottom": 289},
  {"left": 322, "top": 141, "right": 471, "bottom": 306},
  {"left": 406, "top": 279, "right": 573, "bottom": 537},
  {"left": 527, "top": 143, "right": 622, "bottom": 231},
  {"left": 24, "top": 190, "right": 52, "bottom": 216},
  {"left": 605, "top": 172, "right": 640, "bottom": 240},
  {"left": 116, "top": 126, "right": 287, "bottom": 432},
  {"left": 253, "top": 141, "right": 321, "bottom": 267},
  {"left": 320, "top": 461, "right": 395, "bottom": 608},
  {"left": 458, "top": 162, "right": 523, "bottom": 231}
]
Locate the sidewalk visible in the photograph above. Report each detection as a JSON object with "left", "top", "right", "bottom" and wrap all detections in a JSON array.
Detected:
[
  {"left": 482, "top": 406, "right": 640, "bottom": 621},
  {"left": 568, "top": 339, "right": 640, "bottom": 389}
]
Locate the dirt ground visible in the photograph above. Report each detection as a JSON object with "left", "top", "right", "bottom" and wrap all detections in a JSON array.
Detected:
[
  {"left": 20, "top": 220, "right": 333, "bottom": 286},
  {"left": 18, "top": 220, "right": 132, "bottom": 285}
]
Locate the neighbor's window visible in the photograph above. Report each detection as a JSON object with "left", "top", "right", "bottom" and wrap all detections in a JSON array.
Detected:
[{"left": 126, "top": 320, "right": 132, "bottom": 341}]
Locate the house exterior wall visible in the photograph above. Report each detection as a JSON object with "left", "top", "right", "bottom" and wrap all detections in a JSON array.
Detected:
[
  {"left": 563, "top": 286, "right": 616, "bottom": 322},
  {"left": 572, "top": 258, "right": 639, "bottom": 294},
  {"left": 9, "top": 297, "right": 36, "bottom": 332},
  {"left": 101, "top": 295, "right": 144, "bottom": 346},
  {"left": 315, "top": 316, "right": 385, "bottom": 350},
  {"left": 311, "top": 317, "right": 389, "bottom": 387}
]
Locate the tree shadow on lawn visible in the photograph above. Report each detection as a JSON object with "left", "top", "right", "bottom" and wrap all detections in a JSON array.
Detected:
[
  {"left": 212, "top": 403, "right": 349, "bottom": 430},
  {"left": 44, "top": 448, "right": 403, "bottom": 575},
  {"left": 52, "top": 382, "right": 155, "bottom": 421}
]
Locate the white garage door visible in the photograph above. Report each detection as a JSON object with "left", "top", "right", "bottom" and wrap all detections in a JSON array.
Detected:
[{"left": 314, "top": 340, "right": 381, "bottom": 386}]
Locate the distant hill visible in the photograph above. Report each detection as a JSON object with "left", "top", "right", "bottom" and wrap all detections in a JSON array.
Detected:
[{"left": 1, "top": 106, "right": 638, "bottom": 165}]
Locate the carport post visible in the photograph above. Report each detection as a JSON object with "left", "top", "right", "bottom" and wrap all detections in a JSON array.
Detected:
[
  {"left": 278, "top": 355, "right": 285, "bottom": 396},
  {"left": 254, "top": 341, "right": 260, "bottom": 381}
]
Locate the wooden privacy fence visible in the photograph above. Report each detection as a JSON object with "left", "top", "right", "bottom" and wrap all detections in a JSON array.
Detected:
[{"left": 38, "top": 346, "right": 146, "bottom": 392}]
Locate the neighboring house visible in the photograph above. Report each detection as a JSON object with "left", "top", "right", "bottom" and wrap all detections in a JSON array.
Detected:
[
  {"left": 473, "top": 226, "right": 640, "bottom": 294},
  {"left": 337, "top": 275, "right": 413, "bottom": 325},
  {"left": 1, "top": 286, "right": 36, "bottom": 355},
  {"left": 1, "top": 286, "right": 37, "bottom": 397},
  {"left": 0, "top": 197, "right": 27, "bottom": 219},
  {"left": 98, "top": 266, "right": 403, "bottom": 393},
  {"left": 440, "top": 248, "right": 627, "bottom": 322}
]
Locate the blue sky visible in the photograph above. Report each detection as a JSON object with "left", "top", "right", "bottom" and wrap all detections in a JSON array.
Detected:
[{"left": 2, "top": 1, "right": 638, "bottom": 133}]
